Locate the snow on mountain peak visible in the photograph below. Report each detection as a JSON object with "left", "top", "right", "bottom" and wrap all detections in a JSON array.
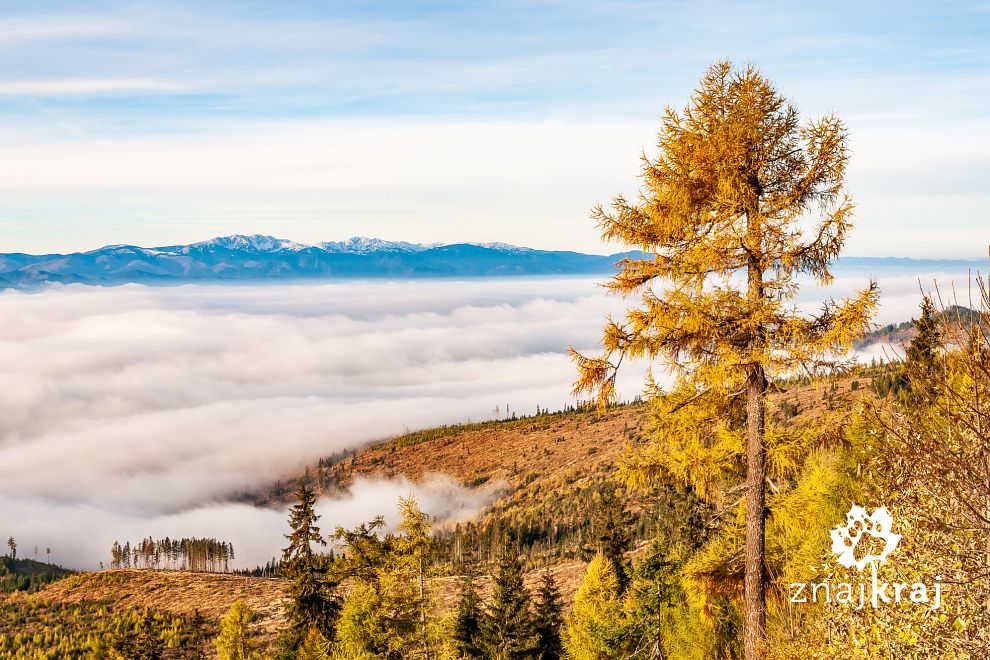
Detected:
[
  {"left": 319, "top": 237, "right": 433, "bottom": 254},
  {"left": 197, "top": 234, "right": 311, "bottom": 252},
  {"left": 469, "top": 242, "right": 533, "bottom": 253}
]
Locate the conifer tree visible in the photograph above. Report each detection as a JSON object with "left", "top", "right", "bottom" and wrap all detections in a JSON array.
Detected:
[
  {"left": 282, "top": 478, "right": 340, "bottom": 642},
  {"left": 572, "top": 60, "right": 877, "bottom": 659},
  {"left": 483, "top": 535, "right": 536, "bottom": 659},
  {"left": 533, "top": 569, "right": 564, "bottom": 660},
  {"left": 296, "top": 627, "right": 331, "bottom": 660},
  {"left": 563, "top": 552, "right": 623, "bottom": 659},
  {"left": 453, "top": 521, "right": 485, "bottom": 658},
  {"left": 330, "top": 507, "right": 428, "bottom": 657},
  {"left": 332, "top": 582, "right": 389, "bottom": 657},
  {"left": 623, "top": 539, "right": 682, "bottom": 660},
  {"left": 329, "top": 518, "right": 394, "bottom": 656},
  {"left": 904, "top": 295, "right": 943, "bottom": 396},
  {"left": 133, "top": 610, "right": 164, "bottom": 660},
  {"left": 215, "top": 601, "right": 257, "bottom": 660},
  {"left": 583, "top": 487, "right": 633, "bottom": 594},
  {"left": 453, "top": 574, "right": 485, "bottom": 658},
  {"left": 398, "top": 495, "right": 434, "bottom": 659}
]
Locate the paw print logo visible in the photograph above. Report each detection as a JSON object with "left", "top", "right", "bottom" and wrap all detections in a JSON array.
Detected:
[{"left": 829, "top": 504, "right": 901, "bottom": 571}]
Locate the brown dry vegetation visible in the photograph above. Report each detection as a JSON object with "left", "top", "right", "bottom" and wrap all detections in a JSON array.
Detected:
[
  {"left": 7, "top": 560, "right": 589, "bottom": 642},
  {"left": 10, "top": 570, "right": 289, "bottom": 641},
  {"left": 324, "top": 378, "right": 869, "bottom": 492},
  {"left": 329, "top": 404, "right": 647, "bottom": 497}
]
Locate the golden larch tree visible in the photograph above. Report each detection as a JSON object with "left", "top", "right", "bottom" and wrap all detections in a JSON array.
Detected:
[{"left": 572, "top": 60, "right": 877, "bottom": 660}]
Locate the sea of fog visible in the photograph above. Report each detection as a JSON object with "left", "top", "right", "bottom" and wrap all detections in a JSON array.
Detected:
[{"left": 0, "top": 268, "right": 982, "bottom": 569}]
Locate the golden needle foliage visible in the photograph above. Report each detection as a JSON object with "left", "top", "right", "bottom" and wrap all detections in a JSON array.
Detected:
[
  {"left": 572, "top": 60, "right": 877, "bottom": 658},
  {"left": 572, "top": 58, "right": 877, "bottom": 415},
  {"left": 563, "top": 552, "right": 624, "bottom": 659},
  {"left": 215, "top": 601, "right": 259, "bottom": 660}
]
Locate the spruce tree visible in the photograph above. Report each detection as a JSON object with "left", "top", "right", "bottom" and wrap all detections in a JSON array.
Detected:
[
  {"left": 533, "top": 569, "right": 564, "bottom": 660},
  {"left": 281, "top": 478, "right": 340, "bottom": 643},
  {"left": 905, "top": 295, "right": 943, "bottom": 387},
  {"left": 453, "top": 522, "right": 485, "bottom": 658},
  {"left": 452, "top": 570, "right": 485, "bottom": 658},
  {"left": 483, "top": 535, "right": 536, "bottom": 659},
  {"left": 624, "top": 539, "right": 681, "bottom": 660}
]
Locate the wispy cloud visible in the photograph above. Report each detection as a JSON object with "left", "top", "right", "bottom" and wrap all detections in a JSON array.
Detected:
[
  {"left": 0, "top": 16, "right": 126, "bottom": 42},
  {"left": 0, "top": 78, "right": 186, "bottom": 95}
]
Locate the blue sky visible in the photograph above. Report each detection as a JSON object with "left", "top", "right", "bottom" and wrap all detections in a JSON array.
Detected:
[{"left": 0, "top": 1, "right": 987, "bottom": 256}]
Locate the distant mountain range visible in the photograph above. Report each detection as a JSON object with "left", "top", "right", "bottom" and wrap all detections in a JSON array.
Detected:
[
  {"left": 0, "top": 234, "right": 984, "bottom": 288},
  {"left": 0, "top": 235, "right": 632, "bottom": 288}
]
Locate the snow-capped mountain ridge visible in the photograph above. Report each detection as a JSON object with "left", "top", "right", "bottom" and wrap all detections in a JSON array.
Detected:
[
  {"left": 471, "top": 242, "right": 535, "bottom": 254},
  {"left": 319, "top": 237, "right": 438, "bottom": 254},
  {"left": 188, "top": 234, "right": 311, "bottom": 253},
  {"left": 150, "top": 234, "right": 524, "bottom": 255}
]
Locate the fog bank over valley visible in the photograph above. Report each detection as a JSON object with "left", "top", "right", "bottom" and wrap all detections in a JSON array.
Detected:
[{"left": 0, "top": 268, "right": 977, "bottom": 568}]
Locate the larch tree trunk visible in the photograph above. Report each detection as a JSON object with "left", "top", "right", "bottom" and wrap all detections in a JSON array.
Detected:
[{"left": 744, "top": 214, "right": 767, "bottom": 660}]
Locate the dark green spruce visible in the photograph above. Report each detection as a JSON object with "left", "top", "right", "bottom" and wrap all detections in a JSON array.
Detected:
[{"left": 533, "top": 568, "right": 564, "bottom": 660}]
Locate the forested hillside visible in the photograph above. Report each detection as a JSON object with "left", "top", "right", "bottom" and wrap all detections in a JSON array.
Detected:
[{"left": 0, "top": 557, "right": 73, "bottom": 595}]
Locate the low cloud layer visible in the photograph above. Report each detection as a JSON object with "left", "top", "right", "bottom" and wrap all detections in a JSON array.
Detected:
[
  {"left": 3, "top": 475, "right": 501, "bottom": 569},
  {"left": 0, "top": 270, "right": 977, "bottom": 568}
]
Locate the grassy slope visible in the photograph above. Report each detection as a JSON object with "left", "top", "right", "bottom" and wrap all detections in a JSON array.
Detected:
[{"left": 324, "top": 376, "right": 868, "bottom": 528}]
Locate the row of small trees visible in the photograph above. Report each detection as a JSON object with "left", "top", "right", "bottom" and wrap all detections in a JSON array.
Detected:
[{"left": 109, "top": 537, "right": 235, "bottom": 572}]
